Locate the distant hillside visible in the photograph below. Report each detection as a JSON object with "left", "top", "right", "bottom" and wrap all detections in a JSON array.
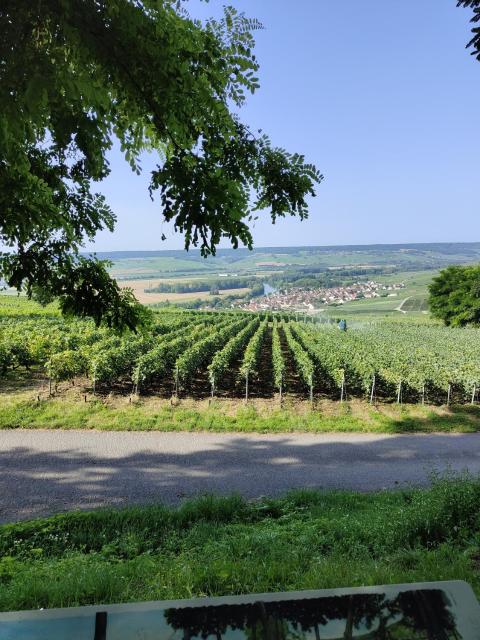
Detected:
[
  {"left": 92, "top": 241, "right": 480, "bottom": 263},
  {"left": 96, "top": 242, "right": 480, "bottom": 280}
]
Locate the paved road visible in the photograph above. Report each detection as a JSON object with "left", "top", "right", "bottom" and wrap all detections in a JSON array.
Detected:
[{"left": 1, "top": 430, "right": 480, "bottom": 522}]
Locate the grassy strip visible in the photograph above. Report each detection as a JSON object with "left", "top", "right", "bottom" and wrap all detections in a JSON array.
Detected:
[
  {"left": 1, "top": 474, "right": 480, "bottom": 610},
  {"left": 0, "top": 392, "right": 480, "bottom": 433}
]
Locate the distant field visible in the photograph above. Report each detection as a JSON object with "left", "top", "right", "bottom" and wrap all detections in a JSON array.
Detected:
[
  {"left": 401, "top": 296, "right": 429, "bottom": 312},
  {"left": 105, "top": 242, "right": 480, "bottom": 280},
  {"left": 118, "top": 279, "right": 251, "bottom": 304},
  {"left": 324, "top": 296, "right": 404, "bottom": 317},
  {"left": 110, "top": 257, "right": 213, "bottom": 279}
]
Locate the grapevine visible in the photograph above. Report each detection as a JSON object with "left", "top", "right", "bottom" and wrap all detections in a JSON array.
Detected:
[
  {"left": 1, "top": 300, "right": 480, "bottom": 404},
  {"left": 271, "top": 319, "right": 285, "bottom": 392},
  {"left": 239, "top": 318, "right": 269, "bottom": 380},
  {"left": 208, "top": 317, "right": 260, "bottom": 390},
  {"left": 282, "top": 323, "right": 315, "bottom": 391},
  {"left": 176, "top": 317, "right": 250, "bottom": 386}
]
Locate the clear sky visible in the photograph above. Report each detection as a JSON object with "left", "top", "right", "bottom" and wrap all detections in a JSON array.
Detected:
[{"left": 86, "top": 0, "right": 480, "bottom": 252}]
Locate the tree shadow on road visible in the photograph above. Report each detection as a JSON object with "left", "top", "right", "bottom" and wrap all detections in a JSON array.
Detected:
[{"left": 1, "top": 429, "right": 479, "bottom": 523}]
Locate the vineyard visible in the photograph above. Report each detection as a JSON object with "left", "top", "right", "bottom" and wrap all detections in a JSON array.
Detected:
[{"left": 1, "top": 304, "right": 480, "bottom": 404}]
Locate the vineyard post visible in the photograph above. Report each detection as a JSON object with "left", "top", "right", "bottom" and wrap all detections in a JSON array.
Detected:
[
  {"left": 447, "top": 383, "right": 452, "bottom": 406},
  {"left": 309, "top": 375, "right": 313, "bottom": 406},
  {"left": 92, "top": 364, "right": 96, "bottom": 395},
  {"left": 48, "top": 359, "right": 52, "bottom": 396},
  {"left": 422, "top": 384, "right": 426, "bottom": 405},
  {"left": 472, "top": 384, "right": 477, "bottom": 405},
  {"left": 135, "top": 365, "right": 141, "bottom": 396},
  {"left": 211, "top": 376, "right": 215, "bottom": 399},
  {"left": 340, "top": 374, "right": 345, "bottom": 402},
  {"left": 397, "top": 381, "right": 402, "bottom": 404},
  {"left": 175, "top": 366, "right": 179, "bottom": 397},
  {"left": 245, "top": 371, "right": 249, "bottom": 402},
  {"left": 279, "top": 376, "right": 283, "bottom": 405},
  {"left": 370, "top": 374, "right": 376, "bottom": 404}
]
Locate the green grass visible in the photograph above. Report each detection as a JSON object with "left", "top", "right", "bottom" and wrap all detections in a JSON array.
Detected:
[
  {"left": 1, "top": 474, "right": 480, "bottom": 610},
  {"left": 1, "top": 393, "right": 480, "bottom": 433},
  {"left": 0, "top": 295, "right": 59, "bottom": 318}
]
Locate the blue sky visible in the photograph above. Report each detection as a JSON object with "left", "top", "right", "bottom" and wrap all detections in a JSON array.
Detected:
[{"left": 87, "top": 0, "right": 480, "bottom": 252}]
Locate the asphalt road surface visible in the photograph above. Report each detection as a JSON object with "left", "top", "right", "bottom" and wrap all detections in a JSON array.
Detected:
[{"left": 1, "top": 430, "right": 480, "bottom": 522}]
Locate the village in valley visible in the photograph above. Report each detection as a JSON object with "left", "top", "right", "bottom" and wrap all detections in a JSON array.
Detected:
[{"left": 237, "top": 280, "right": 406, "bottom": 312}]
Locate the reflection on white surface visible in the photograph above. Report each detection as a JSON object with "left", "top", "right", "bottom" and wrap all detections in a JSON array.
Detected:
[{"left": 0, "top": 582, "right": 478, "bottom": 640}]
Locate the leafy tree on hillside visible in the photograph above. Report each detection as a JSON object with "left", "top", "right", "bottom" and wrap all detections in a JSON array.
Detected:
[
  {"left": 0, "top": 0, "right": 322, "bottom": 330},
  {"left": 428, "top": 3, "right": 480, "bottom": 328},
  {"left": 429, "top": 265, "right": 480, "bottom": 326}
]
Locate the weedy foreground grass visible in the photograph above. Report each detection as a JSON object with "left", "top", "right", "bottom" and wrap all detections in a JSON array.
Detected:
[
  {"left": 1, "top": 474, "right": 480, "bottom": 611},
  {"left": 0, "top": 390, "right": 480, "bottom": 433}
]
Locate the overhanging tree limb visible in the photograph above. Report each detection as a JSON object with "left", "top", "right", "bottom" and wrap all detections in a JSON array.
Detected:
[
  {"left": 457, "top": 0, "right": 480, "bottom": 60},
  {"left": 0, "top": 0, "right": 322, "bottom": 330}
]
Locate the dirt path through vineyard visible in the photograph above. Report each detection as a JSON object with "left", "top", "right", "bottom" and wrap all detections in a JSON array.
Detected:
[
  {"left": 279, "top": 325, "right": 305, "bottom": 396},
  {"left": 249, "top": 324, "right": 274, "bottom": 398}
]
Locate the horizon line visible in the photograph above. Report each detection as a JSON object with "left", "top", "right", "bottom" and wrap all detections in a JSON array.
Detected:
[{"left": 86, "top": 240, "right": 480, "bottom": 256}]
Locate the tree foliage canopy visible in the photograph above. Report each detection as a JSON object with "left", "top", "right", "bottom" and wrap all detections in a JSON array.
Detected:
[
  {"left": 429, "top": 265, "right": 480, "bottom": 327},
  {"left": 0, "top": 0, "right": 322, "bottom": 329},
  {"left": 428, "top": 3, "right": 480, "bottom": 329},
  {"left": 457, "top": 1, "right": 480, "bottom": 60}
]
